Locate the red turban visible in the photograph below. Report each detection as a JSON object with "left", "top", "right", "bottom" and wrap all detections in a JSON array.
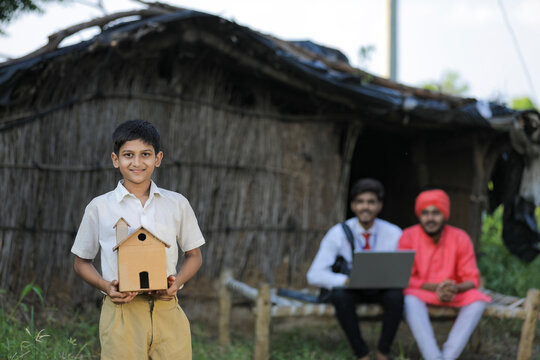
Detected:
[{"left": 415, "top": 189, "right": 450, "bottom": 220}]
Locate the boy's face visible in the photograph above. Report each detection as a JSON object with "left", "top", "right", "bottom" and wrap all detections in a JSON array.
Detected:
[
  {"left": 111, "top": 139, "right": 163, "bottom": 187},
  {"left": 350, "top": 191, "right": 382, "bottom": 228}
]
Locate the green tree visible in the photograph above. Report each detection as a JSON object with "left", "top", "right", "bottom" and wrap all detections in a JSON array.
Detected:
[
  {"left": 511, "top": 96, "right": 537, "bottom": 110},
  {"left": 357, "top": 44, "right": 375, "bottom": 69},
  {"left": 421, "top": 70, "right": 470, "bottom": 96},
  {"left": 0, "top": 0, "right": 65, "bottom": 33}
]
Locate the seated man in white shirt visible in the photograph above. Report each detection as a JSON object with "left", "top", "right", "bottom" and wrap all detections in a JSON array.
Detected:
[{"left": 307, "top": 178, "right": 403, "bottom": 360}]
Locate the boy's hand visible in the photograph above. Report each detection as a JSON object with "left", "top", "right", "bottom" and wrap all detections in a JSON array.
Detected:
[
  {"left": 150, "top": 275, "right": 181, "bottom": 301},
  {"left": 107, "top": 280, "right": 138, "bottom": 304}
]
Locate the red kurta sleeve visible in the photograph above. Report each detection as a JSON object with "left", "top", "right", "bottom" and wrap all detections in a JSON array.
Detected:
[
  {"left": 455, "top": 232, "right": 481, "bottom": 287},
  {"left": 399, "top": 229, "right": 423, "bottom": 289}
]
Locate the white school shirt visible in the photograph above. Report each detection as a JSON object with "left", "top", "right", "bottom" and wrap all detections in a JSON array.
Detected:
[
  {"left": 306, "top": 217, "right": 402, "bottom": 289},
  {"left": 71, "top": 180, "right": 205, "bottom": 283}
]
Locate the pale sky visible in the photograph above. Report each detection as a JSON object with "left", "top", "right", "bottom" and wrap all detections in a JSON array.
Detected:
[{"left": 1, "top": 0, "right": 539, "bottom": 107}]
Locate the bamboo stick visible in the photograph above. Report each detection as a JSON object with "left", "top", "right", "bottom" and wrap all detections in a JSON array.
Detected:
[
  {"left": 225, "top": 277, "right": 301, "bottom": 307},
  {"left": 218, "top": 269, "right": 232, "bottom": 346},
  {"left": 517, "top": 289, "right": 540, "bottom": 360},
  {"left": 254, "top": 283, "right": 271, "bottom": 360},
  {"left": 268, "top": 303, "right": 484, "bottom": 319}
]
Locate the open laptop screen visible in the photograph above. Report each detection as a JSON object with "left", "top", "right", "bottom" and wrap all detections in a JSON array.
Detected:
[{"left": 347, "top": 251, "right": 415, "bottom": 289}]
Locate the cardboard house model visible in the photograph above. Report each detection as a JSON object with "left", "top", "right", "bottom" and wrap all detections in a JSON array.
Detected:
[{"left": 112, "top": 218, "right": 170, "bottom": 292}]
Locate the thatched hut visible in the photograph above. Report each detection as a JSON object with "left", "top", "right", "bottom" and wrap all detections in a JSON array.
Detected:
[{"left": 0, "top": 4, "right": 534, "bottom": 303}]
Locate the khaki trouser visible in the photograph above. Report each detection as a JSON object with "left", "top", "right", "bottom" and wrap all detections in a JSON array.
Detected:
[{"left": 99, "top": 294, "right": 191, "bottom": 360}]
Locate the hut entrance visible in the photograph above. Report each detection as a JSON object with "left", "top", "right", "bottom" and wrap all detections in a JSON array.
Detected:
[{"left": 347, "top": 128, "right": 419, "bottom": 229}]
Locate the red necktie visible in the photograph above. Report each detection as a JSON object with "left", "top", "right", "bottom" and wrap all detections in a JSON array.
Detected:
[{"left": 362, "top": 233, "right": 371, "bottom": 250}]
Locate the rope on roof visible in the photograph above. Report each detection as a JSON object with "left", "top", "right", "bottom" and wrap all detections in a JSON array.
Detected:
[{"left": 2, "top": 9, "right": 169, "bottom": 67}]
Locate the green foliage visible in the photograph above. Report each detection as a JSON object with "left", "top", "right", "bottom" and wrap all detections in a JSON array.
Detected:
[
  {"left": 0, "top": 0, "right": 66, "bottom": 33},
  {"left": 421, "top": 70, "right": 470, "bottom": 96},
  {"left": 511, "top": 96, "right": 537, "bottom": 110},
  {"left": 478, "top": 206, "right": 540, "bottom": 296},
  {"left": 0, "top": 283, "right": 97, "bottom": 359},
  {"left": 268, "top": 326, "right": 350, "bottom": 359},
  {"left": 357, "top": 44, "right": 375, "bottom": 69},
  {"left": 11, "top": 282, "right": 43, "bottom": 316},
  {"left": 0, "top": 320, "right": 96, "bottom": 359},
  {"left": 192, "top": 322, "right": 353, "bottom": 360},
  {"left": 192, "top": 325, "right": 251, "bottom": 360}
]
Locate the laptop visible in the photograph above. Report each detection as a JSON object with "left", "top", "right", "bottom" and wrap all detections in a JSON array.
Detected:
[{"left": 347, "top": 251, "right": 416, "bottom": 289}]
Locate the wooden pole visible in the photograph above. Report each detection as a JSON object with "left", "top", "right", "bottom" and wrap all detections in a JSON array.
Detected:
[
  {"left": 517, "top": 288, "right": 540, "bottom": 360},
  {"left": 468, "top": 136, "right": 489, "bottom": 248},
  {"left": 253, "top": 283, "right": 271, "bottom": 360},
  {"left": 219, "top": 269, "right": 233, "bottom": 347}
]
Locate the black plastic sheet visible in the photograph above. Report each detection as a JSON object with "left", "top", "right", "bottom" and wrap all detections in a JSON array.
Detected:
[{"left": 490, "top": 150, "right": 540, "bottom": 262}]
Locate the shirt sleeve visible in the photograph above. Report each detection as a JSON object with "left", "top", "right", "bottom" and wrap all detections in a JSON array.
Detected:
[
  {"left": 398, "top": 230, "right": 423, "bottom": 289},
  {"left": 71, "top": 202, "right": 100, "bottom": 260},
  {"left": 177, "top": 199, "right": 205, "bottom": 252},
  {"left": 386, "top": 225, "right": 402, "bottom": 250},
  {"left": 455, "top": 233, "right": 481, "bottom": 287},
  {"left": 306, "top": 227, "right": 348, "bottom": 289}
]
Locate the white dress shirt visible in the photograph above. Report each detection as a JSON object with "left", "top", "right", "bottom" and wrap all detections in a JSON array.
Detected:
[
  {"left": 307, "top": 217, "right": 402, "bottom": 289},
  {"left": 71, "top": 181, "right": 205, "bottom": 283}
]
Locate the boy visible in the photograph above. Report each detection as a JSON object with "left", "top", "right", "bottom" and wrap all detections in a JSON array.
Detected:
[
  {"left": 307, "top": 178, "right": 403, "bottom": 360},
  {"left": 72, "top": 120, "right": 205, "bottom": 359}
]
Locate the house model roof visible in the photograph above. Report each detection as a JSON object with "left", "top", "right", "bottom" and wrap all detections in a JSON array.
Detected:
[{"left": 113, "top": 226, "right": 171, "bottom": 251}]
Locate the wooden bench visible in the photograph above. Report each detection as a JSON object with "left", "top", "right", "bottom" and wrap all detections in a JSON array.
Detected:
[{"left": 217, "top": 270, "right": 540, "bottom": 360}]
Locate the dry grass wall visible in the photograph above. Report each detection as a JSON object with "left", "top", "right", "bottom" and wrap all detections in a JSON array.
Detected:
[{"left": 0, "top": 41, "right": 355, "bottom": 303}]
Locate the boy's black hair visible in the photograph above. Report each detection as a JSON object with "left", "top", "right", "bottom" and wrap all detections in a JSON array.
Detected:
[
  {"left": 349, "top": 178, "right": 385, "bottom": 202},
  {"left": 112, "top": 120, "right": 161, "bottom": 154}
]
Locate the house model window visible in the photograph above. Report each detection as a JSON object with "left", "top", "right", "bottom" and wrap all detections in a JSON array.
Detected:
[{"left": 112, "top": 218, "right": 170, "bottom": 292}]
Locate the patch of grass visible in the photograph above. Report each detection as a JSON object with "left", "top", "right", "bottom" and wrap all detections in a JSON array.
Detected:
[
  {"left": 0, "top": 285, "right": 99, "bottom": 359},
  {"left": 192, "top": 321, "right": 354, "bottom": 360},
  {"left": 478, "top": 206, "right": 540, "bottom": 296},
  {"left": 192, "top": 324, "right": 251, "bottom": 360},
  {"left": 269, "top": 324, "right": 350, "bottom": 360},
  {"left": 2, "top": 299, "right": 537, "bottom": 359}
]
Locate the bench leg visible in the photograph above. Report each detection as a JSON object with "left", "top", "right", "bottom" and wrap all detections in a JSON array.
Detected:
[
  {"left": 219, "top": 269, "right": 233, "bottom": 346},
  {"left": 254, "top": 283, "right": 271, "bottom": 360},
  {"left": 517, "top": 289, "right": 539, "bottom": 360}
]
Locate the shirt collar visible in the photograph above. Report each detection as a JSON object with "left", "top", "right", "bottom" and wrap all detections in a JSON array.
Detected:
[
  {"left": 354, "top": 218, "right": 378, "bottom": 235},
  {"left": 114, "top": 180, "right": 162, "bottom": 203},
  {"left": 148, "top": 180, "right": 162, "bottom": 201}
]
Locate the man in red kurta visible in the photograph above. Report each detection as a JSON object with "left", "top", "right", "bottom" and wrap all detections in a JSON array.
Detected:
[{"left": 399, "top": 190, "right": 491, "bottom": 360}]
